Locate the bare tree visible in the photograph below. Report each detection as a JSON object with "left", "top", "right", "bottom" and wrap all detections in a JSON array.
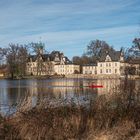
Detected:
[
  {"left": 18, "top": 45, "right": 28, "bottom": 76},
  {"left": 0, "top": 44, "right": 28, "bottom": 79},
  {"left": 86, "top": 39, "right": 115, "bottom": 58},
  {"left": 6, "top": 44, "right": 19, "bottom": 78},
  {"left": 72, "top": 56, "right": 83, "bottom": 65},
  {"left": 46, "top": 61, "right": 55, "bottom": 75},
  {"left": 72, "top": 40, "right": 122, "bottom": 66},
  {"left": 127, "top": 38, "right": 140, "bottom": 59}
]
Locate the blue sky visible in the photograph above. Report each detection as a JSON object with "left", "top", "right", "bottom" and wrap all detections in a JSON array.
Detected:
[{"left": 0, "top": 0, "right": 140, "bottom": 59}]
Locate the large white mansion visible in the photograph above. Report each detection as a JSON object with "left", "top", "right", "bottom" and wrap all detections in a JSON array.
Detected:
[
  {"left": 26, "top": 49, "right": 139, "bottom": 76},
  {"left": 26, "top": 50, "right": 80, "bottom": 76}
]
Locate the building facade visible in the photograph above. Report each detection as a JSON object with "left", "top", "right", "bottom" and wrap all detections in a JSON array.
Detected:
[
  {"left": 54, "top": 64, "right": 80, "bottom": 75},
  {"left": 82, "top": 50, "right": 127, "bottom": 76},
  {"left": 26, "top": 50, "right": 80, "bottom": 76},
  {"left": 82, "top": 64, "right": 97, "bottom": 74},
  {"left": 26, "top": 48, "right": 139, "bottom": 77}
]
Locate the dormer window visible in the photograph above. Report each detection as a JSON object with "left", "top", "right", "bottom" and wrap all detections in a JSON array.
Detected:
[
  {"left": 105, "top": 55, "right": 112, "bottom": 62},
  {"left": 63, "top": 57, "right": 66, "bottom": 62},
  {"left": 120, "top": 56, "right": 124, "bottom": 61}
]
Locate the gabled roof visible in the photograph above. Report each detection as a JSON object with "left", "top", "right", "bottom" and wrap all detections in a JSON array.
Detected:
[
  {"left": 27, "top": 51, "right": 72, "bottom": 64},
  {"left": 27, "top": 55, "right": 36, "bottom": 62},
  {"left": 99, "top": 50, "right": 121, "bottom": 62},
  {"left": 41, "top": 54, "right": 51, "bottom": 61}
]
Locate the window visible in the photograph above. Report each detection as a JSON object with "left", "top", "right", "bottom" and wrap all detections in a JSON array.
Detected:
[
  {"left": 106, "top": 63, "right": 108, "bottom": 67},
  {"left": 115, "top": 63, "right": 117, "bottom": 66},
  {"left": 33, "top": 68, "right": 36, "bottom": 72},
  {"left": 106, "top": 69, "right": 108, "bottom": 73},
  {"left": 109, "top": 69, "right": 111, "bottom": 73},
  {"left": 95, "top": 71, "right": 97, "bottom": 74},
  {"left": 100, "top": 69, "right": 102, "bottom": 74},
  {"left": 109, "top": 63, "right": 111, "bottom": 67},
  {"left": 115, "top": 69, "right": 117, "bottom": 73},
  {"left": 100, "top": 64, "right": 102, "bottom": 67}
]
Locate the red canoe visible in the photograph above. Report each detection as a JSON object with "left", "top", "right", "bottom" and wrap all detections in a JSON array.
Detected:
[{"left": 88, "top": 85, "right": 103, "bottom": 88}]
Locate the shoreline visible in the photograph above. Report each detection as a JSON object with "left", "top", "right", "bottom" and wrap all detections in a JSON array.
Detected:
[{"left": 0, "top": 74, "right": 139, "bottom": 80}]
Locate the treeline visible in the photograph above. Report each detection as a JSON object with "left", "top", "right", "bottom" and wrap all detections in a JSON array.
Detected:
[
  {"left": 72, "top": 38, "right": 140, "bottom": 65},
  {"left": 0, "top": 37, "right": 140, "bottom": 78},
  {"left": 0, "top": 42, "right": 46, "bottom": 79}
]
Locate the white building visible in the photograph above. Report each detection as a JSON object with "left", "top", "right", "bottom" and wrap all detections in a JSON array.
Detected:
[
  {"left": 26, "top": 51, "right": 80, "bottom": 76},
  {"left": 82, "top": 64, "right": 97, "bottom": 74},
  {"left": 82, "top": 50, "right": 126, "bottom": 76},
  {"left": 54, "top": 64, "right": 80, "bottom": 75}
]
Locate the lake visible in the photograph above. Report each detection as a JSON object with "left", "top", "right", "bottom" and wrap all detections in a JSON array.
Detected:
[{"left": 0, "top": 78, "right": 139, "bottom": 115}]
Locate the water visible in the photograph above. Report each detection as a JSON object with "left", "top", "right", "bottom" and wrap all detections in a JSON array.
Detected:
[{"left": 0, "top": 78, "right": 139, "bottom": 115}]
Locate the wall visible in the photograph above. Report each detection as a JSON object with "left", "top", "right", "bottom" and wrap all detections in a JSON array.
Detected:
[
  {"left": 54, "top": 64, "right": 80, "bottom": 75},
  {"left": 82, "top": 66, "right": 97, "bottom": 74},
  {"left": 97, "top": 62, "right": 121, "bottom": 75}
]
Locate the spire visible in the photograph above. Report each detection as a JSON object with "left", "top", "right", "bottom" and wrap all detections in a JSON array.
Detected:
[
  {"left": 120, "top": 48, "right": 124, "bottom": 62},
  {"left": 120, "top": 47, "right": 124, "bottom": 56}
]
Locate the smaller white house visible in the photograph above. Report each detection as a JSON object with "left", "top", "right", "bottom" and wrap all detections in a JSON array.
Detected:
[
  {"left": 54, "top": 64, "right": 80, "bottom": 75},
  {"left": 82, "top": 64, "right": 97, "bottom": 74},
  {"left": 82, "top": 50, "right": 126, "bottom": 76}
]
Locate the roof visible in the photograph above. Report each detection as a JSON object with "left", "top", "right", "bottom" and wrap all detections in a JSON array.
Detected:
[
  {"left": 82, "top": 64, "right": 97, "bottom": 66},
  {"left": 27, "top": 51, "right": 72, "bottom": 64},
  {"left": 128, "top": 58, "right": 140, "bottom": 64},
  {"left": 98, "top": 50, "right": 121, "bottom": 62},
  {"left": 28, "top": 55, "right": 36, "bottom": 62}
]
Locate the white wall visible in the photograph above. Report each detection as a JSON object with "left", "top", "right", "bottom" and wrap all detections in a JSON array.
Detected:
[
  {"left": 97, "top": 62, "right": 121, "bottom": 75},
  {"left": 54, "top": 65, "right": 80, "bottom": 75},
  {"left": 82, "top": 66, "right": 97, "bottom": 74}
]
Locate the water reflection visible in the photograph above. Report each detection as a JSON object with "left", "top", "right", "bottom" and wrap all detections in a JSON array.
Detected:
[{"left": 0, "top": 78, "right": 139, "bottom": 115}]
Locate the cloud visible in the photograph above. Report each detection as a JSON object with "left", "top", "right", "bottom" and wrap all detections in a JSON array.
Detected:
[
  {"left": 0, "top": 0, "right": 140, "bottom": 58},
  {"left": 0, "top": 0, "right": 139, "bottom": 29},
  {"left": 1, "top": 25, "right": 139, "bottom": 49}
]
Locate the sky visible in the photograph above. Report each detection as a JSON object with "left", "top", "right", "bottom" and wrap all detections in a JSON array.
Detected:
[{"left": 0, "top": 0, "right": 140, "bottom": 59}]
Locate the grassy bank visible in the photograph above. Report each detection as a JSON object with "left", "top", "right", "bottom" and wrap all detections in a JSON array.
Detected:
[{"left": 0, "top": 81, "right": 140, "bottom": 140}]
